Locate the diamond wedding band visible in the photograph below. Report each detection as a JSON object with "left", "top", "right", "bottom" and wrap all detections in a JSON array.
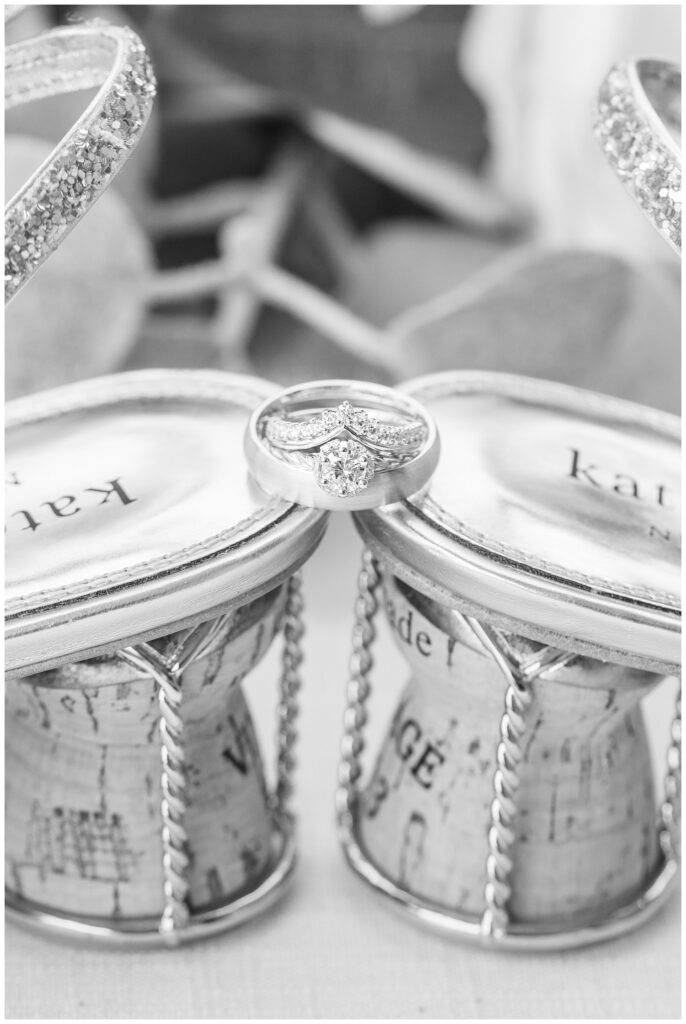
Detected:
[
  {"left": 595, "top": 60, "right": 681, "bottom": 254},
  {"left": 5, "top": 22, "right": 156, "bottom": 303},
  {"left": 244, "top": 381, "right": 440, "bottom": 511}
]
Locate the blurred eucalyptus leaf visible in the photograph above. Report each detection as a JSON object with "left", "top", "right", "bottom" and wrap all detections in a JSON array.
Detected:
[
  {"left": 342, "top": 221, "right": 506, "bottom": 323},
  {"left": 6, "top": 135, "right": 153, "bottom": 399},
  {"left": 340, "top": 224, "right": 679, "bottom": 412}
]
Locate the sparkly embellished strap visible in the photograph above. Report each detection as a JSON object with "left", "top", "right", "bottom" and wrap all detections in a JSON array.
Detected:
[
  {"left": 595, "top": 61, "right": 681, "bottom": 255},
  {"left": 5, "top": 23, "right": 156, "bottom": 303}
]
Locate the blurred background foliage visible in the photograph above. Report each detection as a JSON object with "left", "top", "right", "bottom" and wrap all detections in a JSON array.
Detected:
[{"left": 5, "top": 4, "right": 680, "bottom": 413}]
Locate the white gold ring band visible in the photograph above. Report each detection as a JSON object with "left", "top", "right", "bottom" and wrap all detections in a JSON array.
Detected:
[{"left": 244, "top": 381, "right": 440, "bottom": 511}]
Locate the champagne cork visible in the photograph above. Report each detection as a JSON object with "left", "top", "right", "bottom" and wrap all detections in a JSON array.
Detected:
[
  {"left": 6, "top": 588, "right": 283, "bottom": 923},
  {"left": 342, "top": 372, "right": 680, "bottom": 948},
  {"left": 5, "top": 370, "right": 328, "bottom": 944},
  {"left": 357, "top": 576, "right": 659, "bottom": 925}
]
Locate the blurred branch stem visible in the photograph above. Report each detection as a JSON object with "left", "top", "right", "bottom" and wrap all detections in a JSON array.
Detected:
[{"left": 146, "top": 260, "right": 395, "bottom": 371}]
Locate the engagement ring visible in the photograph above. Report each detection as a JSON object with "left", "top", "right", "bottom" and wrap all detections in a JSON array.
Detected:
[{"left": 245, "top": 381, "right": 440, "bottom": 510}]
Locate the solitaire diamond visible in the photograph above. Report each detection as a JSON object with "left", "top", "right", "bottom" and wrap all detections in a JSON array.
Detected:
[{"left": 315, "top": 439, "right": 375, "bottom": 497}]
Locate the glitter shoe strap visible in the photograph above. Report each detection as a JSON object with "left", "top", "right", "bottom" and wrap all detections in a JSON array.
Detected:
[
  {"left": 5, "top": 23, "right": 156, "bottom": 304},
  {"left": 595, "top": 60, "right": 681, "bottom": 255}
]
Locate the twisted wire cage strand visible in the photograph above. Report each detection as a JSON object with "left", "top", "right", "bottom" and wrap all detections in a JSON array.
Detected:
[
  {"left": 273, "top": 574, "right": 306, "bottom": 817},
  {"left": 337, "top": 548, "right": 682, "bottom": 945},
  {"left": 659, "top": 686, "right": 682, "bottom": 861},
  {"left": 336, "top": 549, "right": 381, "bottom": 834},
  {"left": 119, "top": 574, "right": 305, "bottom": 943},
  {"left": 118, "top": 618, "right": 232, "bottom": 940},
  {"left": 463, "top": 621, "right": 575, "bottom": 937}
]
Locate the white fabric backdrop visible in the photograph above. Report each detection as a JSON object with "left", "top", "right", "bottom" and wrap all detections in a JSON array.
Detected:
[{"left": 5, "top": 515, "right": 681, "bottom": 1020}]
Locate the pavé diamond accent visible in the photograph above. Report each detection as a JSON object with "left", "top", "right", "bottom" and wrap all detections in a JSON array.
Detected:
[
  {"left": 5, "top": 23, "right": 156, "bottom": 303},
  {"left": 315, "top": 439, "right": 375, "bottom": 497},
  {"left": 265, "top": 402, "right": 426, "bottom": 452},
  {"left": 594, "top": 62, "right": 681, "bottom": 254}
]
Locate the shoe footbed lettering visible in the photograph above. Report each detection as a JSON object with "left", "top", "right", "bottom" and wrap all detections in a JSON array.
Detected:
[
  {"left": 5, "top": 373, "right": 288, "bottom": 616},
  {"left": 403, "top": 374, "right": 680, "bottom": 610}
]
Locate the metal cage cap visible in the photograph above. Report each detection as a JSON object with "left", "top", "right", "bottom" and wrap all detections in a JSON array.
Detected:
[
  {"left": 5, "top": 369, "right": 327, "bottom": 677},
  {"left": 353, "top": 371, "right": 681, "bottom": 675}
]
